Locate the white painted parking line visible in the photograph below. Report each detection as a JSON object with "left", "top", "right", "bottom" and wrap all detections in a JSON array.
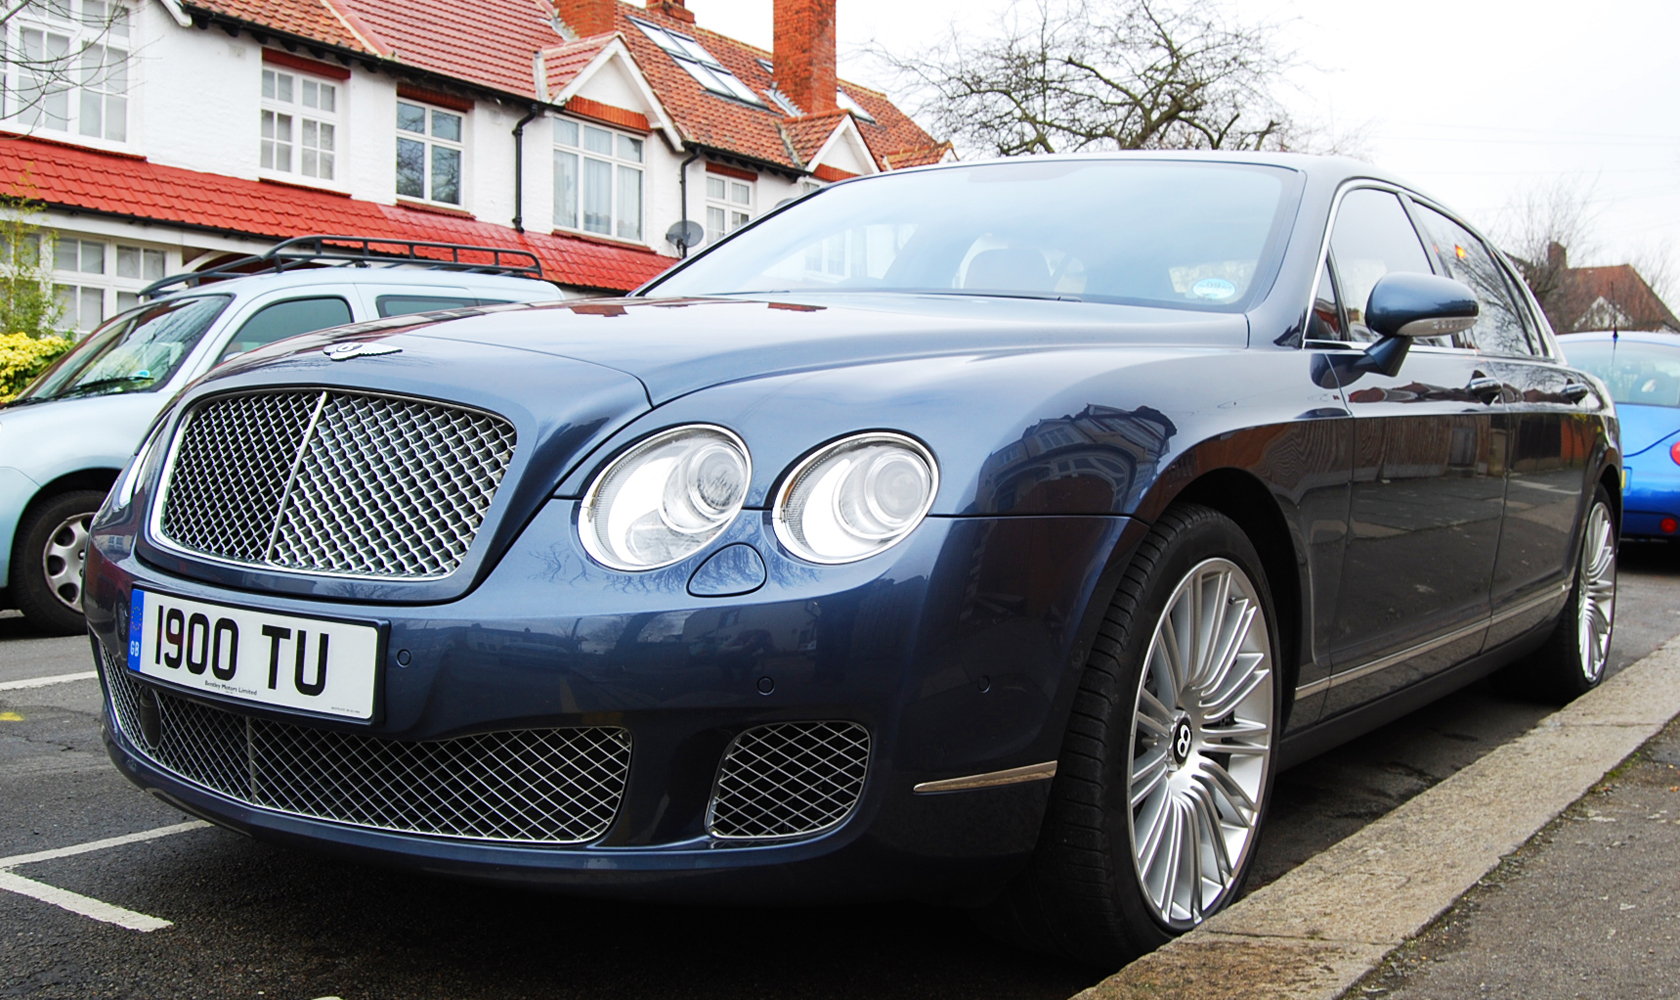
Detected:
[
  {"left": 0, "top": 871, "right": 173, "bottom": 931},
  {"left": 0, "top": 820, "right": 209, "bottom": 932},
  {"left": 0, "top": 671, "right": 98, "bottom": 692}
]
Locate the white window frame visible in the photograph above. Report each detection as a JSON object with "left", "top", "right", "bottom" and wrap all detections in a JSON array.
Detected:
[
  {"left": 3, "top": 0, "right": 132, "bottom": 145},
  {"left": 553, "top": 117, "right": 645, "bottom": 243},
  {"left": 704, "top": 172, "right": 754, "bottom": 245},
  {"left": 49, "top": 232, "right": 170, "bottom": 335},
  {"left": 260, "top": 65, "right": 342, "bottom": 185},
  {"left": 395, "top": 99, "right": 467, "bottom": 207}
]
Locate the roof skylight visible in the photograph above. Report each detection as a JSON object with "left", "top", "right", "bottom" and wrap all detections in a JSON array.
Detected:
[
  {"left": 631, "top": 18, "right": 765, "bottom": 107},
  {"left": 837, "top": 90, "right": 876, "bottom": 122}
]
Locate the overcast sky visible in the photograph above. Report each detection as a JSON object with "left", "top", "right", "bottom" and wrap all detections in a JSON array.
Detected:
[{"left": 686, "top": 0, "right": 1680, "bottom": 293}]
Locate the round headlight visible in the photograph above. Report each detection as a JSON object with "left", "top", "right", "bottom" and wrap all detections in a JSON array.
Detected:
[
  {"left": 580, "top": 425, "right": 751, "bottom": 571},
  {"left": 774, "top": 432, "right": 938, "bottom": 564}
]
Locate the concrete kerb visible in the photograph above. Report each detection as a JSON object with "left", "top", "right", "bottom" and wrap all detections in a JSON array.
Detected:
[{"left": 1072, "top": 638, "right": 1680, "bottom": 1000}]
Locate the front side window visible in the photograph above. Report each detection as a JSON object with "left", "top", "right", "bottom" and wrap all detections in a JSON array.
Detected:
[
  {"left": 12, "top": 294, "right": 231, "bottom": 403},
  {"left": 396, "top": 101, "right": 464, "bottom": 206},
  {"left": 705, "top": 174, "right": 753, "bottom": 245},
  {"left": 1411, "top": 204, "right": 1535, "bottom": 357},
  {"left": 7, "top": 0, "right": 129, "bottom": 141},
  {"left": 1327, "top": 189, "right": 1440, "bottom": 344},
  {"left": 553, "top": 119, "right": 643, "bottom": 241},
  {"left": 649, "top": 160, "right": 1299, "bottom": 313},
  {"left": 216, "top": 295, "right": 352, "bottom": 362},
  {"left": 261, "top": 67, "right": 339, "bottom": 181}
]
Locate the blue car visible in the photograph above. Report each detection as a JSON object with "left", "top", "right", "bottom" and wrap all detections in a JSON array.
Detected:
[
  {"left": 84, "top": 155, "right": 1619, "bottom": 967},
  {"left": 1561, "top": 331, "right": 1680, "bottom": 539}
]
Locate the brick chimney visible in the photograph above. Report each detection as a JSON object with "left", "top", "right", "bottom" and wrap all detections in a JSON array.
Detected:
[
  {"left": 1547, "top": 241, "right": 1568, "bottom": 271},
  {"left": 554, "top": 0, "right": 615, "bottom": 37},
  {"left": 774, "top": 0, "right": 837, "bottom": 115},
  {"left": 646, "top": 0, "right": 694, "bottom": 23}
]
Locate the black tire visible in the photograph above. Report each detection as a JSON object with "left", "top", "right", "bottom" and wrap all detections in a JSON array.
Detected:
[
  {"left": 1506, "top": 485, "right": 1617, "bottom": 703},
  {"left": 979, "top": 503, "right": 1283, "bottom": 968},
  {"left": 11, "top": 489, "right": 104, "bottom": 636}
]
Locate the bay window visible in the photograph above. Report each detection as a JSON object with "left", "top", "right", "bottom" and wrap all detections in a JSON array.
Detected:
[{"left": 553, "top": 119, "right": 643, "bottom": 242}]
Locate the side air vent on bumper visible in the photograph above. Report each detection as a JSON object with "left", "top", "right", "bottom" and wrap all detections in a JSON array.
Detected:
[
  {"left": 101, "top": 651, "right": 630, "bottom": 844},
  {"left": 155, "top": 388, "right": 516, "bottom": 579},
  {"left": 707, "top": 721, "right": 870, "bottom": 840}
]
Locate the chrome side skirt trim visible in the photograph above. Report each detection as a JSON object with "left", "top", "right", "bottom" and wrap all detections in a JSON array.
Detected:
[
  {"left": 1294, "top": 583, "right": 1569, "bottom": 700},
  {"left": 912, "top": 760, "right": 1057, "bottom": 794}
]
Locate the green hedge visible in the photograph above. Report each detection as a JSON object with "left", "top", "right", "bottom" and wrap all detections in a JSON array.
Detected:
[{"left": 0, "top": 332, "right": 72, "bottom": 403}]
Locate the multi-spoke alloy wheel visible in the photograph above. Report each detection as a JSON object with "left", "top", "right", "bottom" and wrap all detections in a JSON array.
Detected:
[
  {"left": 1575, "top": 501, "right": 1616, "bottom": 685},
  {"left": 1127, "top": 558, "right": 1273, "bottom": 929},
  {"left": 42, "top": 511, "right": 92, "bottom": 613}
]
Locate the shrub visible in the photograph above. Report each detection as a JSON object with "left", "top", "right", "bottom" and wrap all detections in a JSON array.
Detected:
[{"left": 0, "top": 331, "right": 72, "bottom": 403}]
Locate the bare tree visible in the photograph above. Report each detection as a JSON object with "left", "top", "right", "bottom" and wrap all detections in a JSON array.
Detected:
[
  {"left": 1, "top": 0, "right": 131, "bottom": 140},
  {"left": 1494, "top": 174, "right": 1600, "bottom": 313},
  {"left": 870, "top": 0, "right": 1299, "bottom": 157}
]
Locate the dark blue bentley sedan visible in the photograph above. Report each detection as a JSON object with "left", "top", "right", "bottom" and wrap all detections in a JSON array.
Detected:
[{"left": 84, "top": 153, "right": 1620, "bottom": 967}]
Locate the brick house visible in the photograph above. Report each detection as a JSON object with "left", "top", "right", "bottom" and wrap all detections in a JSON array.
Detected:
[
  {"left": 1536, "top": 243, "right": 1680, "bottom": 335},
  {"left": 0, "top": 0, "right": 948, "bottom": 332}
]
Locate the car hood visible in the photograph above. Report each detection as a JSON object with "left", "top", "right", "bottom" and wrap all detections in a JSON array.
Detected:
[
  {"left": 378, "top": 294, "right": 1249, "bottom": 404},
  {"left": 1617, "top": 402, "right": 1680, "bottom": 458}
]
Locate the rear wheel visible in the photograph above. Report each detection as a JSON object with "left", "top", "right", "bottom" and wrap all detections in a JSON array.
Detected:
[
  {"left": 983, "top": 504, "right": 1280, "bottom": 967},
  {"left": 1515, "top": 486, "right": 1617, "bottom": 702},
  {"left": 12, "top": 490, "right": 103, "bottom": 636}
]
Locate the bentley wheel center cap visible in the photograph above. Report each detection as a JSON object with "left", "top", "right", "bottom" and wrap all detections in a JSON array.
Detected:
[{"left": 1170, "top": 717, "right": 1194, "bottom": 767}]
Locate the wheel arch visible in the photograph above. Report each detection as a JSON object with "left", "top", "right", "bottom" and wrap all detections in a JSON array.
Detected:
[{"left": 8, "top": 468, "right": 120, "bottom": 585}]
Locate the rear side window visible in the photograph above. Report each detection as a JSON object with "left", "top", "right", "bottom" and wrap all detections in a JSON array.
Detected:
[
  {"left": 375, "top": 295, "right": 508, "bottom": 318},
  {"left": 1411, "top": 204, "right": 1536, "bottom": 357},
  {"left": 218, "top": 296, "right": 353, "bottom": 362},
  {"left": 1329, "top": 189, "right": 1438, "bottom": 343}
]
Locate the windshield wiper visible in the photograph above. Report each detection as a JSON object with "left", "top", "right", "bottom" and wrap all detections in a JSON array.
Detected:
[{"left": 42, "top": 375, "right": 155, "bottom": 401}]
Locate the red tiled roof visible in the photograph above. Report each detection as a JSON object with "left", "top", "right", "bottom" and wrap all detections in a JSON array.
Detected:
[
  {"left": 1552, "top": 263, "right": 1680, "bottom": 333},
  {"left": 0, "top": 135, "right": 671, "bottom": 292},
  {"left": 782, "top": 110, "right": 853, "bottom": 165},
  {"left": 183, "top": 0, "right": 940, "bottom": 175}
]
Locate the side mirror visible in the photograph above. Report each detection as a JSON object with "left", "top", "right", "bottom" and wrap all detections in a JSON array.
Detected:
[{"left": 1354, "top": 273, "right": 1480, "bottom": 376}]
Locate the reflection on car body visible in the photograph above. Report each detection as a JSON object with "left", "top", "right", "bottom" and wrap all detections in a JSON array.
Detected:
[{"left": 84, "top": 154, "right": 1619, "bottom": 968}]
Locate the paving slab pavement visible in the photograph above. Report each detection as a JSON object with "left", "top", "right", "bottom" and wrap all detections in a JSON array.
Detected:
[{"left": 1357, "top": 714, "right": 1680, "bottom": 1000}]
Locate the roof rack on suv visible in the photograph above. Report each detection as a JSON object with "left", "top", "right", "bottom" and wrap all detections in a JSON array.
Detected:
[{"left": 140, "top": 235, "right": 545, "bottom": 298}]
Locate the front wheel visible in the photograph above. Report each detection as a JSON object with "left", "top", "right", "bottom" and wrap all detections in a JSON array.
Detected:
[
  {"left": 12, "top": 489, "right": 104, "bottom": 636},
  {"left": 983, "top": 504, "right": 1280, "bottom": 967}
]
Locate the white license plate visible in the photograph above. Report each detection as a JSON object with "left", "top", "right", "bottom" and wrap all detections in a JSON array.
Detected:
[{"left": 126, "top": 589, "right": 381, "bottom": 720}]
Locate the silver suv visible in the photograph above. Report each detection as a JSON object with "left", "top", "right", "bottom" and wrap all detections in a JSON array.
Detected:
[{"left": 0, "top": 236, "right": 564, "bottom": 633}]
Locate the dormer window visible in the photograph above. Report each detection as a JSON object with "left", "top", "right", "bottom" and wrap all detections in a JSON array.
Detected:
[
  {"left": 631, "top": 18, "right": 764, "bottom": 106},
  {"left": 554, "top": 118, "right": 643, "bottom": 242}
]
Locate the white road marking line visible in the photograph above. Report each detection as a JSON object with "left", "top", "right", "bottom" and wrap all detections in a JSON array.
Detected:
[
  {"left": 0, "top": 821, "right": 209, "bottom": 869},
  {"left": 0, "top": 821, "right": 210, "bottom": 932},
  {"left": 0, "top": 871, "right": 172, "bottom": 931},
  {"left": 0, "top": 671, "right": 98, "bottom": 692}
]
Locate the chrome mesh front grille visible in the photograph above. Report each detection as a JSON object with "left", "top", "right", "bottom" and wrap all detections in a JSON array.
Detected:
[
  {"left": 708, "top": 722, "right": 870, "bottom": 840},
  {"left": 158, "top": 389, "right": 516, "bottom": 579},
  {"left": 102, "top": 651, "right": 631, "bottom": 844}
]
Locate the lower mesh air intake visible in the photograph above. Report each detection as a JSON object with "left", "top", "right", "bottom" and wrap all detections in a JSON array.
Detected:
[{"left": 708, "top": 721, "right": 870, "bottom": 839}]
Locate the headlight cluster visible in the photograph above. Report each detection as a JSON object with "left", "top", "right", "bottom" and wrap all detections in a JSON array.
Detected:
[{"left": 579, "top": 426, "right": 937, "bottom": 570}]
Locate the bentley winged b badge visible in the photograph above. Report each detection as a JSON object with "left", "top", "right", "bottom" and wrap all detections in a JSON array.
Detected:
[{"left": 323, "top": 342, "right": 402, "bottom": 361}]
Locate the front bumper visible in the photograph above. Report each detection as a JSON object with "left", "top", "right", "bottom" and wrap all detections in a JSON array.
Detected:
[{"left": 85, "top": 498, "right": 1135, "bottom": 902}]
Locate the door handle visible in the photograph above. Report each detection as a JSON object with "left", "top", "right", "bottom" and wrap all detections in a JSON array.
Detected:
[
  {"left": 1561, "top": 382, "right": 1592, "bottom": 403},
  {"left": 1466, "top": 377, "right": 1504, "bottom": 404}
]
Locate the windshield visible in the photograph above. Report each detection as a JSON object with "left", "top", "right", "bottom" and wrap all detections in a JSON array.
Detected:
[
  {"left": 647, "top": 159, "right": 1299, "bottom": 311},
  {"left": 1566, "top": 339, "right": 1680, "bottom": 408},
  {"left": 11, "top": 295, "right": 232, "bottom": 405}
]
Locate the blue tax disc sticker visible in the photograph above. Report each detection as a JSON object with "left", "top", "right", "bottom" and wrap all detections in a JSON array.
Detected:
[{"left": 1192, "top": 278, "right": 1238, "bottom": 301}]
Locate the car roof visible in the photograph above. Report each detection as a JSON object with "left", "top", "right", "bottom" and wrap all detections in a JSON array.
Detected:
[
  {"left": 1559, "top": 330, "right": 1680, "bottom": 346},
  {"left": 151, "top": 265, "right": 564, "bottom": 302}
]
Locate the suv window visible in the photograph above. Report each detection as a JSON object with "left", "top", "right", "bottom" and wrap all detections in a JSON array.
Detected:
[
  {"left": 9, "top": 295, "right": 233, "bottom": 405},
  {"left": 1410, "top": 204, "right": 1536, "bottom": 357},
  {"left": 375, "top": 294, "right": 509, "bottom": 318},
  {"left": 1329, "top": 189, "right": 1441, "bottom": 344},
  {"left": 217, "top": 296, "right": 353, "bottom": 362}
]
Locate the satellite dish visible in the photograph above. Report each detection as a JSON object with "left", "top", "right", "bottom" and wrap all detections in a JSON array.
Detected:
[{"left": 666, "top": 220, "right": 704, "bottom": 250}]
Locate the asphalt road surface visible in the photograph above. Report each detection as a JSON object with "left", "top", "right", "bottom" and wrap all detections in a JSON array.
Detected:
[{"left": 5, "top": 542, "right": 1680, "bottom": 1000}]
